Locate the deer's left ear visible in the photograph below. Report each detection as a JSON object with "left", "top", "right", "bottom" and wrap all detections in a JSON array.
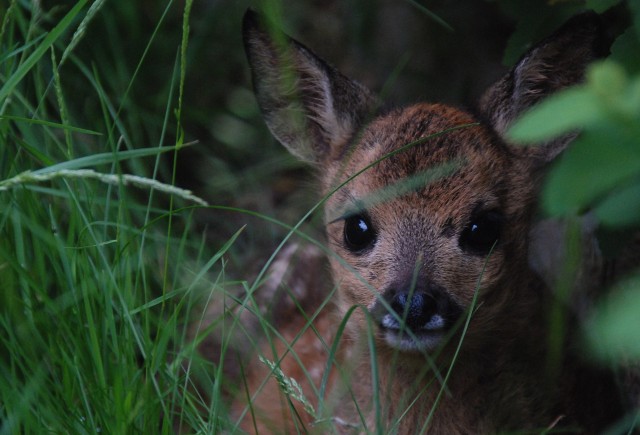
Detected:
[
  {"left": 242, "top": 9, "right": 379, "bottom": 165},
  {"left": 480, "top": 12, "right": 608, "bottom": 163}
]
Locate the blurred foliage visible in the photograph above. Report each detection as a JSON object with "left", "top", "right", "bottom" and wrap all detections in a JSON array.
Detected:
[
  {"left": 588, "top": 275, "right": 640, "bottom": 361},
  {"left": 509, "top": 61, "right": 640, "bottom": 224},
  {"left": 507, "top": 0, "right": 640, "bottom": 362}
]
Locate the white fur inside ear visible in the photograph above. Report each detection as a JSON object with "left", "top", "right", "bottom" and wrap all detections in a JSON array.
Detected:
[
  {"left": 259, "top": 55, "right": 357, "bottom": 163},
  {"left": 246, "top": 22, "right": 376, "bottom": 164},
  {"left": 265, "top": 104, "right": 316, "bottom": 162},
  {"left": 298, "top": 61, "right": 356, "bottom": 153}
]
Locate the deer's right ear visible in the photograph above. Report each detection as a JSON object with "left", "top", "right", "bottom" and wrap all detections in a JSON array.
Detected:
[
  {"left": 480, "top": 12, "right": 607, "bottom": 163},
  {"left": 243, "top": 10, "right": 378, "bottom": 164}
]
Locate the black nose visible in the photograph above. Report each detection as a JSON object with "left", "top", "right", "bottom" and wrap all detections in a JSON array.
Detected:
[{"left": 390, "top": 292, "right": 437, "bottom": 330}]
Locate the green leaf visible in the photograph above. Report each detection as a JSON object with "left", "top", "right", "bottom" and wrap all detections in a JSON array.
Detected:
[
  {"left": 508, "top": 61, "right": 639, "bottom": 145},
  {"left": 507, "top": 87, "right": 602, "bottom": 143},
  {"left": 585, "top": 0, "right": 622, "bottom": 13},
  {"left": 610, "top": 27, "right": 640, "bottom": 74},
  {"left": 543, "top": 128, "right": 640, "bottom": 215},
  {"left": 594, "top": 182, "right": 640, "bottom": 228},
  {"left": 587, "top": 60, "right": 628, "bottom": 97},
  {"left": 587, "top": 275, "right": 640, "bottom": 361},
  {"left": 630, "top": 0, "right": 640, "bottom": 42}
]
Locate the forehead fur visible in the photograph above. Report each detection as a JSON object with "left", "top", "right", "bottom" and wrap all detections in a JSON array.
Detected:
[{"left": 328, "top": 104, "right": 516, "bottom": 207}]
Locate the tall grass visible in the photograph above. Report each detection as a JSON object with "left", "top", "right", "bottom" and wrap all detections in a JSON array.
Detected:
[
  {"left": 0, "top": 1, "right": 232, "bottom": 432},
  {"left": 0, "top": 0, "right": 314, "bottom": 432}
]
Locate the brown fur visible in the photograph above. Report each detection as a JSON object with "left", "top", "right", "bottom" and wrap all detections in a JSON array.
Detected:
[{"left": 234, "top": 10, "right": 629, "bottom": 434}]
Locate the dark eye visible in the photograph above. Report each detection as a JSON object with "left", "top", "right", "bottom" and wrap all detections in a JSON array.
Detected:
[
  {"left": 343, "top": 214, "right": 376, "bottom": 252},
  {"left": 459, "top": 211, "right": 502, "bottom": 254}
]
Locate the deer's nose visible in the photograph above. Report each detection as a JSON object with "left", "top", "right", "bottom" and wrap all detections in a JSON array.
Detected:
[{"left": 389, "top": 292, "right": 438, "bottom": 331}]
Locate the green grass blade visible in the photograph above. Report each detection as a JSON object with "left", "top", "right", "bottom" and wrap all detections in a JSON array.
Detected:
[
  {"left": 30, "top": 144, "right": 190, "bottom": 175},
  {"left": 0, "top": 0, "right": 90, "bottom": 104},
  {"left": 0, "top": 115, "right": 102, "bottom": 135}
]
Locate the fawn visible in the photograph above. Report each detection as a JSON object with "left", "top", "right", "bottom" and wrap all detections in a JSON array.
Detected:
[{"left": 234, "top": 9, "right": 628, "bottom": 434}]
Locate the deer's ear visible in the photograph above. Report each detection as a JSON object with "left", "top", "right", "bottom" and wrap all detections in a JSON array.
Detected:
[
  {"left": 242, "top": 10, "right": 378, "bottom": 164},
  {"left": 480, "top": 12, "right": 607, "bottom": 163}
]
